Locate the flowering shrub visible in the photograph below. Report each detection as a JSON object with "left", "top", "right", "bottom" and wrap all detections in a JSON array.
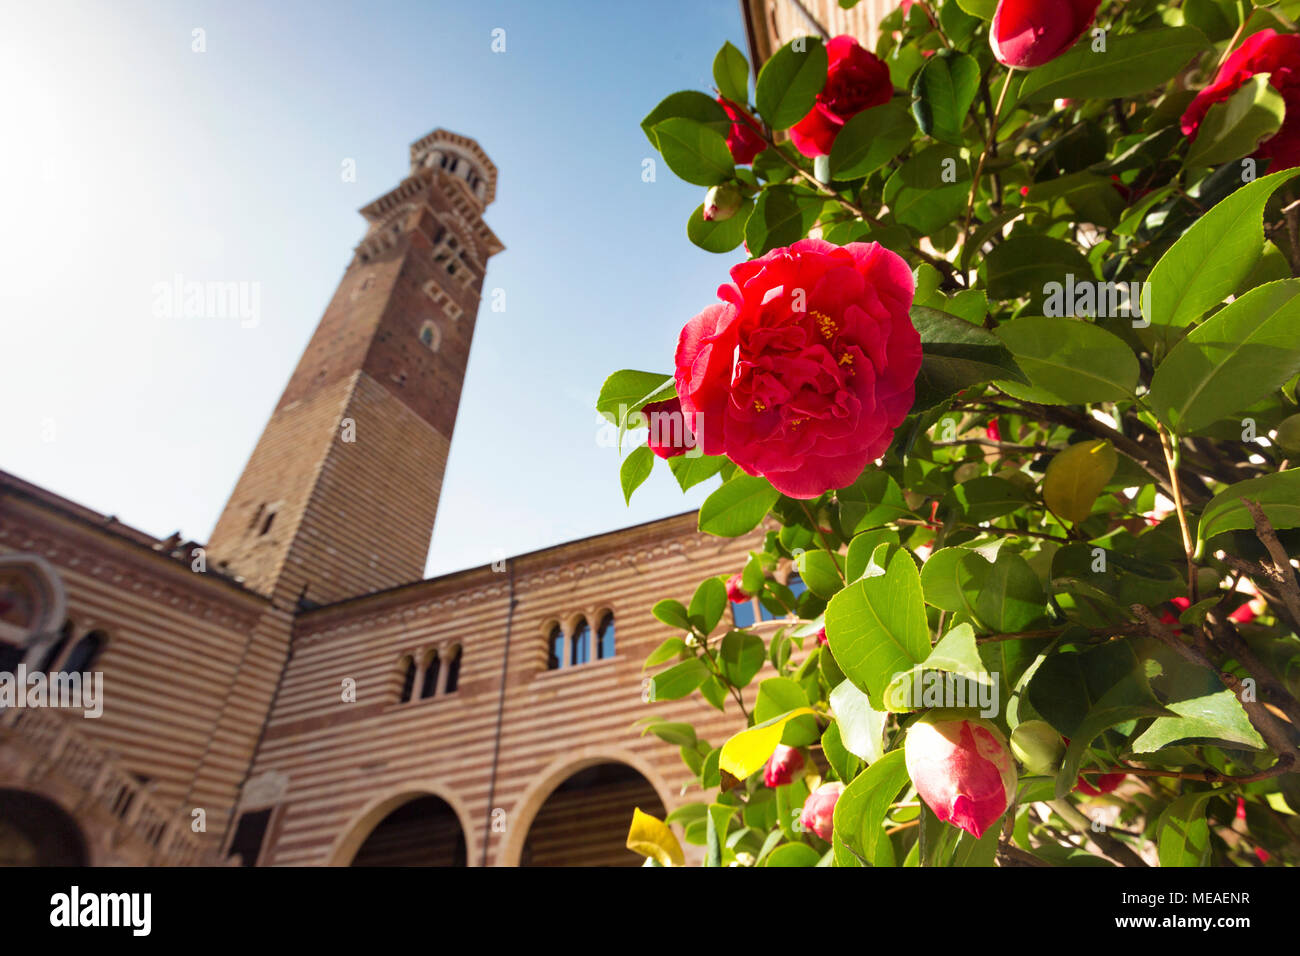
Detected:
[{"left": 602, "top": 0, "right": 1300, "bottom": 867}]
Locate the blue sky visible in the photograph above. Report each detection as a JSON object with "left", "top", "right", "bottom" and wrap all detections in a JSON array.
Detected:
[{"left": 0, "top": 0, "right": 751, "bottom": 577}]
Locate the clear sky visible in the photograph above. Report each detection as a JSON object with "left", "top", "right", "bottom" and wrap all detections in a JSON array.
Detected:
[{"left": 0, "top": 0, "right": 751, "bottom": 577}]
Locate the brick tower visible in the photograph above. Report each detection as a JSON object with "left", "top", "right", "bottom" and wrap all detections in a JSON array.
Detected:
[{"left": 207, "top": 130, "right": 503, "bottom": 607}]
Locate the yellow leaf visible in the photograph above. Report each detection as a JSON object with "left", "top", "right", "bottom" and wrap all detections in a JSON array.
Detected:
[
  {"left": 717, "top": 707, "right": 820, "bottom": 780},
  {"left": 626, "top": 807, "right": 686, "bottom": 867},
  {"left": 1042, "top": 439, "right": 1117, "bottom": 525}
]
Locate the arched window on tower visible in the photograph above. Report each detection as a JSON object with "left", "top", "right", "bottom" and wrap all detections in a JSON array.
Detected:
[
  {"left": 596, "top": 613, "right": 615, "bottom": 660},
  {"left": 444, "top": 645, "right": 461, "bottom": 694},
  {"left": 398, "top": 655, "right": 416, "bottom": 703},
  {"left": 546, "top": 625, "right": 563, "bottom": 670},
  {"left": 58, "top": 629, "right": 106, "bottom": 674},
  {"left": 570, "top": 619, "right": 590, "bottom": 667},
  {"left": 419, "top": 320, "right": 441, "bottom": 352},
  {"left": 420, "top": 650, "right": 440, "bottom": 700}
]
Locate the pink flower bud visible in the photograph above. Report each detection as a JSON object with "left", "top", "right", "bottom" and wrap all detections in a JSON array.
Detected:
[
  {"left": 703, "top": 184, "right": 743, "bottom": 222},
  {"left": 905, "top": 713, "right": 1018, "bottom": 838},
  {"left": 763, "top": 744, "right": 805, "bottom": 788},
  {"left": 1229, "top": 601, "right": 1257, "bottom": 624},
  {"left": 800, "top": 782, "right": 844, "bottom": 841},
  {"left": 726, "top": 572, "right": 751, "bottom": 604},
  {"left": 815, "top": 626, "right": 828, "bottom": 646}
]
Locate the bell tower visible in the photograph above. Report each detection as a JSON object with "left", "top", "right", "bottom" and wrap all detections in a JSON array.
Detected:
[{"left": 207, "top": 129, "right": 503, "bottom": 606}]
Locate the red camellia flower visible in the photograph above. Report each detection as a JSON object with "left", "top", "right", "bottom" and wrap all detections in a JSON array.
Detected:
[
  {"left": 641, "top": 397, "right": 695, "bottom": 459},
  {"left": 990, "top": 0, "right": 1102, "bottom": 69},
  {"left": 726, "top": 572, "right": 751, "bottom": 604},
  {"left": 1182, "top": 30, "right": 1300, "bottom": 171},
  {"left": 763, "top": 744, "right": 806, "bottom": 788},
  {"left": 986, "top": 417, "right": 1002, "bottom": 443},
  {"left": 718, "top": 96, "right": 765, "bottom": 165},
  {"left": 789, "top": 36, "right": 893, "bottom": 158},
  {"left": 1075, "top": 772, "right": 1126, "bottom": 796},
  {"left": 674, "top": 239, "right": 921, "bottom": 499},
  {"left": 905, "top": 714, "right": 1018, "bottom": 838},
  {"left": 800, "top": 782, "right": 844, "bottom": 841}
]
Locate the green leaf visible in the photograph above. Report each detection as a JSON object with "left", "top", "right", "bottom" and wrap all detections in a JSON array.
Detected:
[
  {"left": 1148, "top": 279, "right": 1300, "bottom": 434},
  {"left": 652, "top": 117, "right": 735, "bottom": 186},
  {"left": 1017, "top": 27, "right": 1210, "bottom": 103},
  {"left": 984, "top": 235, "right": 1094, "bottom": 302},
  {"left": 1155, "top": 791, "right": 1219, "bottom": 867},
  {"left": 955, "top": 0, "right": 996, "bottom": 17},
  {"left": 641, "top": 91, "right": 730, "bottom": 148},
  {"left": 1132, "top": 688, "right": 1265, "bottom": 753},
  {"left": 1196, "top": 469, "right": 1300, "bottom": 548},
  {"left": 1043, "top": 439, "right": 1117, "bottom": 525},
  {"left": 596, "top": 369, "right": 674, "bottom": 452},
  {"left": 745, "top": 185, "right": 824, "bottom": 256},
  {"left": 911, "top": 50, "right": 979, "bottom": 146},
  {"left": 687, "top": 200, "right": 752, "bottom": 253},
  {"left": 1146, "top": 167, "right": 1300, "bottom": 335},
  {"left": 943, "top": 476, "right": 1030, "bottom": 523},
  {"left": 845, "top": 528, "right": 900, "bottom": 581},
  {"left": 699, "top": 473, "right": 780, "bottom": 537},
  {"left": 882, "top": 144, "right": 970, "bottom": 234},
  {"left": 821, "top": 721, "right": 860, "bottom": 782},
  {"left": 651, "top": 599, "right": 692, "bottom": 631},
  {"left": 993, "top": 317, "right": 1139, "bottom": 404},
  {"left": 825, "top": 548, "right": 931, "bottom": 710},
  {"left": 755, "top": 37, "right": 829, "bottom": 130},
  {"left": 833, "top": 749, "right": 910, "bottom": 865},
  {"left": 667, "top": 452, "right": 725, "bottom": 492},
  {"left": 689, "top": 576, "right": 727, "bottom": 635},
  {"left": 829, "top": 679, "right": 887, "bottom": 764},
  {"left": 649, "top": 658, "right": 710, "bottom": 701},
  {"left": 838, "top": 472, "right": 911, "bottom": 535},
  {"left": 1026, "top": 640, "right": 1172, "bottom": 798},
  {"left": 644, "top": 636, "right": 688, "bottom": 668},
  {"left": 713, "top": 41, "right": 750, "bottom": 105},
  {"left": 829, "top": 100, "right": 916, "bottom": 181},
  {"left": 719, "top": 629, "right": 766, "bottom": 689},
  {"left": 705, "top": 802, "right": 734, "bottom": 867},
  {"left": 794, "top": 549, "right": 844, "bottom": 599},
  {"left": 755, "top": 676, "right": 811, "bottom": 722},
  {"left": 1185, "top": 75, "right": 1285, "bottom": 168},
  {"left": 643, "top": 720, "right": 697, "bottom": 747},
  {"left": 765, "top": 842, "right": 822, "bottom": 867},
  {"left": 910, "top": 306, "right": 1028, "bottom": 410},
  {"left": 620, "top": 445, "right": 654, "bottom": 505}
]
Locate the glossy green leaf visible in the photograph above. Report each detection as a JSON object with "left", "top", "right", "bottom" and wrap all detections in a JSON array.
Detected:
[
  {"left": 882, "top": 144, "right": 969, "bottom": 234},
  {"left": 620, "top": 445, "right": 653, "bottom": 505},
  {"left": 766, "top": 842, "right": 822, "bottom": 867},
  {"left": 649, "top": 658, "right": 710, "bottom": 701},
  {"left": 719, "top": 629, "right": 765, "bottom": 689},
  {"left": 689, "top": 576, "right": 728, "bottom": 635},
  {"left": 825, "top": 548, "right": 931, "bottom": 710},
  {"left": 641, "top": 90, "right": 730, "bottom": 147},
  {"left": 1185, "top": 75, "right": 1285, "bottom": 168},
  {"left": 910, "top": 306, "right": 1028, "bottom": 410},
  {"left": 1146, "top": 167, "right": 1300, "bottom": 335},
  {"left": 911, "top": 49, "right": 979, "bottom": 146},
  {"left": 652, "top": 117, "right": 736, "bottom": 186},
  {"left": 984, "top": 235, "right": 1093, "bottom": 302},
  {"left": 1148, "top": 279, "right": 1300, "bottom": 434},
  {"left": 829, "top": 100, "right": 916, "bottom": 181},
  {"left": 1156, "top": 791, "right": 1219, "bottom": 866},
  {"left": 1197, "top": 469, "right": 1300, "bottom": 548},
  {"left": 745, "top": 185, "right": 825, "bottom": 256},
  {"left": 699, "top": 473, "right": 780, "bottom": 537},
  {"left": 833, "top": 749, "right": 910, "bottom": 866},
  {"left": 993, "top": 317, "right": 1139, "bottom": 404},
  {"left": 755, "top": 37, "right": 829, "bottom": 129},
  {"left": 713, "top": 41, "right": 749, "bottom": 105},
  {"left": 1043, "top": 439, "right": 1117, "bottom": 525},
  {"left": 829, "top": 679, "right": 887, "bottom": 764},
  {"left": 1017, "top": 27, "right": 1209, "bottom": 103},
  {"left": 687, "top": 200, "right": 752, "bottom": 253}
]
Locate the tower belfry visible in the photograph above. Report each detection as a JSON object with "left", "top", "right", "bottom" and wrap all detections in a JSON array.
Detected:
[{"left": 207, "top": 130, "right": 503, "bottom": 606}]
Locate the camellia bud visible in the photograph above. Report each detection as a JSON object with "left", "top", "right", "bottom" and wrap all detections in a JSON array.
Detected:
[
  {"left": 726, "top": 572, "right": 751, "bottom": 604},
  {"left": 1075, "top": 772, "right": 1125, "bottom": 796},
  {"left": 905, "top": 712, "right": 1018, "bottom": 838},
  {"left": 815, "top": 626, "right": 828, "bottom": 646},
  {"left": 763, "top": 744, "right": 805, "bottom": 788},
  {"left": 703, "top": 183, "right": 743, "bottom": 222},
  {"left": 799, "top": 782, "right": 844, "bottom": 841},
  {"left": 1010, "top": 720, "right": 1065, "bottom": 775}
]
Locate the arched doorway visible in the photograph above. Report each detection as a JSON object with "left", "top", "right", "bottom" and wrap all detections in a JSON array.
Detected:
[
  {"left": 519, "top": 762, "right": 667, "bottom": 867},
  {"left": 349, "top": 794, "right": 467, "bottom": 867},
  {"left": 0, "top": 789, "right": 88, "bottom": 866}
]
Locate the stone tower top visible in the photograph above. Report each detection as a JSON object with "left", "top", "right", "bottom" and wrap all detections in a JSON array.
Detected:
[{"left": 409, "top": 129, "right": 497, "bottom": 206}]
